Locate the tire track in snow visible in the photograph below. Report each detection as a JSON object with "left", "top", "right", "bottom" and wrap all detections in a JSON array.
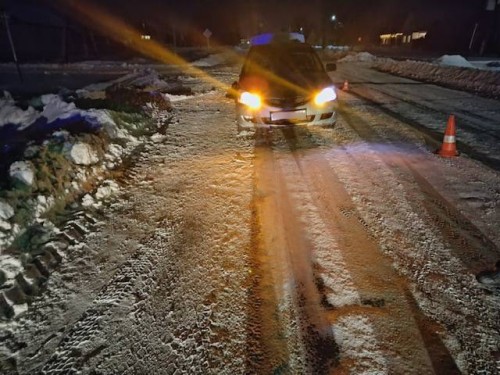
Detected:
[
  {"left": 274, "top": 148, "right": 389, "bottom": 374},
  {"left": 39, "top": 236, "right": 168, "bottom": 374},
  {"left": 332, "top": 106, "right": 499, "bottom": 373}
]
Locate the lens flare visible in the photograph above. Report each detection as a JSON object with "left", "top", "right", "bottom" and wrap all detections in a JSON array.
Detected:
[
  {"left": 314, "top": 87, "right": 337, "bottom": 106},
  {"left": 53, "top": 0, "right": 312, "bottom": 100},
  {"left": 239, "top": 92, "right": 261, "bottom": 110}
]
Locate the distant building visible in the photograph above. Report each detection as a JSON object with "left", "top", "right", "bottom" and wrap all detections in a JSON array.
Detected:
[{"left": 375, "top": 1, "right": 487, "bottom": 54}]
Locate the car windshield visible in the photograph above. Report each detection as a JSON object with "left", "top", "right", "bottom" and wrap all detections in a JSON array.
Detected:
[{"left": 242, "top": 45, "right": 324, "bottom": 79}]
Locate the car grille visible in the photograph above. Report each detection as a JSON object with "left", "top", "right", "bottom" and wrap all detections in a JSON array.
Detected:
[{"left": 266, "top": 96, "right": 309, "bottom": 108}]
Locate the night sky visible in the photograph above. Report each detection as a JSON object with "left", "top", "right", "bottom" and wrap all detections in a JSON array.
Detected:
[{"left": 1, "top": 0, "right": 485, "bottom": 44}]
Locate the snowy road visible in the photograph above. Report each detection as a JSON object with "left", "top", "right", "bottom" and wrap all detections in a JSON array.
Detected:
[
  {"left": 2, "top": 63, "right": 499, "bottom": 374},
  {"left": 334, "top": 63, "right": 500, "bottom": 170}
]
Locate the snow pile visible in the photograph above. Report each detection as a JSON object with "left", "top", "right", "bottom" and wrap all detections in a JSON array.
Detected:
[
  {"left": 192, "top": 53, "right": 228, "bottom": 67},
  {"left": 128, "top": 70, "right": 177, "bottom": 92},
  {"left": 375, "top": 59, "right": 500, "bottom": 98},
  {"left": 0, "top": 71, "right": 172, "bottom": 256},
  {"left": 435, "top": 55, "right": 475, "bottom": 69},
  {"left": 339, "top": 52, "right": 377, "bottom": 63},
  {"left": 0, "top": 200, "right": 14, "bottom": 231},
  {"left": 95, "top": 180, "right": 120, "bottom": 201},
  {"left": 9, "top": 161, "right": 35, "bottom": 186},
  {"left": 162, "top": 93, "right": 196, "bottom": 102},
  {"left": 66, "top": 142, "right": 99, "bottom": 166},
  {"left": 0, "top": 91, "right": 101, "bottom": 130},
  {"left": 0, "top": 201, "right": 14, "bottom": 220},
  {"left": 0, "top": 92, "right": 39, "bottom": 128},
  {"left": 81, "top": 180, "right": 120, "bottom": 209}
]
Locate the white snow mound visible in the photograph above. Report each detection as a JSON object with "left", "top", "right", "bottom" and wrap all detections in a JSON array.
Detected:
[
  {"left": 67, "top": 142, "right": 100, "bottom": 165},
  {"left": 435, "top": 55, "right": 475, "bottom": 69},
  {"left": 9, "top": 161, "right": 35, "bottom": 186},
  {"left": 0, "top": 201, "right": 15, "bottom": 220},
  {"left": 192, "top": 53, "right": 228, "bottom": 67},
  {"left": 339, "top": 52, "right": 377, "bottom": 63},
  {"left": 0, "top": 92, "right": 39, "bottom": 128},
  {"left": 40, "top": 94, "right": 80, "bottom": 124}
]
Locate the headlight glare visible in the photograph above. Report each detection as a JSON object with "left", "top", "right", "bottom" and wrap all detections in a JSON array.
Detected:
[
  {"left": 314, "top": 87, "right": 337, "bottom": 106},
  {"left": 239, "top": 92, "right": 261, "bottom": 110}
]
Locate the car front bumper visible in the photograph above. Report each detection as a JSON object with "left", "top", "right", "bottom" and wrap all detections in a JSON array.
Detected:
[{"left": 236, "top": 101, "right": 337, "bottom": 131}]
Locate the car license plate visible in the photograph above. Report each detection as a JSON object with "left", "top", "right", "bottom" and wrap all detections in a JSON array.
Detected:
[{"left": 270, "top": 109, "right": 307, "bottom": 122}]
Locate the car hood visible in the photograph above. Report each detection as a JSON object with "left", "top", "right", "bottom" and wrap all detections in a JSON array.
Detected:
[{"left": 240, "top": 70, "right": 333, "bottom": 99}]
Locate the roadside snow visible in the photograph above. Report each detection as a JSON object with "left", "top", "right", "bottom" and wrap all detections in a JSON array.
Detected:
[
  {"left": 0, "top": 92, "right": 39, "bottom": 128},
  {"left": 375, "top": 59, "right": 500, "bottom": 98},
  {"left": 1, "top": 92, "right": 105, "bottom": 130},
  {"left": 39, "top": 94, "right": 81, "bottom": 124},
  {"left": 192, "top": 53, "right": 228, "bottom": 67},
  {"left": 0, "top": 220, "right": 11, "bottom": 231},
  {"left": 0, "top": 255, "right": 23, "bottom": 283},
  {"left": 95, "top": 180, "right": 119, "bottom": 200},
  {"left": 162, "top": 93, "right": 193, "bottom": 102},
  {"left": 339, "top": 52, "right": 376, "bottom": 63},
  {"left": 65, "top": 142, "right": 99, "bottom": 166},
  {"left": 0, "top": 201, "right": 14, "bottom": 221},
  {"left": 435, "top": 55, "right": 475, "bottom": 69},
  {"left": 9, "top": 161, "right": 35, "bottom": 186}
]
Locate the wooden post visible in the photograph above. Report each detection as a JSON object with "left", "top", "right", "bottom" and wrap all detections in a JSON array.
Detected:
[{"left": 2, "top": 12, "right": 23, "bottom": 82}]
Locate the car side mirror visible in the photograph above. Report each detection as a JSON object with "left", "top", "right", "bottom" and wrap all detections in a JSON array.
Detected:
[
  {"left": 325, "top": 63, "right": 337, "bottom": 72},
  {"left": 226, "top": 81, "right": 240, "bottom": 99}
]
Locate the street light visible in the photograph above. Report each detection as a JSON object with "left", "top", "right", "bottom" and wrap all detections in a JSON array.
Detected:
[{"left": 331, "top": 15, "right": 336, "bottom": 22}]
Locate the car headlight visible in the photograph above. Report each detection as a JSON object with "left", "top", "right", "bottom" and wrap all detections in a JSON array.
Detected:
[
  {"left": 314, "top": 87, "right": 337, "bottom": 106},
  {"left": 239, "top": 92, "right": 262, "bottom": 110}
]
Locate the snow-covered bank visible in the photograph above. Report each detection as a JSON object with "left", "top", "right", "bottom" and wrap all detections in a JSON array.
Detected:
[
  {"left": 374, "top": 58, "right": 500, "bottom": 99},
  {"left": 0, "top": 68, "right": 207, "bottom": 319},
  {"left": 336, "top": 52, "right": 500, "bottom": 99}
]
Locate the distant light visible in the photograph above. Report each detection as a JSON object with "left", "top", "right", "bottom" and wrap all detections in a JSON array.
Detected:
[
  {"left": 331, "top": 15, "right": 336, "bottom": 21},
  {"left": 411, "top": 31, "right": 427, "bottom": 40},
  {"left": 141, "top": 34, "right": 151, "bottom": 40}
]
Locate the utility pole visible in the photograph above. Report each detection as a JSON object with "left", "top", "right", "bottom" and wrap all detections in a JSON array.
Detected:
[
  {"left": 2, "top": 11, "right": 23, "bottom": 82},
  {"left": 320, "top": 0, "right": 326, "bottom": 48}
]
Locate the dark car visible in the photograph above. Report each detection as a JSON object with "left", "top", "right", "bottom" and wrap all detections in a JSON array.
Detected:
[{"left": 233, "top": 33, "right": 337, "bottom": 134}]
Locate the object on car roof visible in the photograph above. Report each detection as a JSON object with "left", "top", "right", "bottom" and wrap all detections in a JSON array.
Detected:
[{"left": 250, "top": 32, "right": 305, "bottom": 46}]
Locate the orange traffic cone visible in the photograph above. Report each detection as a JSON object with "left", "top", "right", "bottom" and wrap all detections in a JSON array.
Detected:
[
  {"left": 438, "top": 115, "right": 459, "bottom": 157},
  {"left": 342, "top": 80, "right": 349, "bottom": 91}
]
